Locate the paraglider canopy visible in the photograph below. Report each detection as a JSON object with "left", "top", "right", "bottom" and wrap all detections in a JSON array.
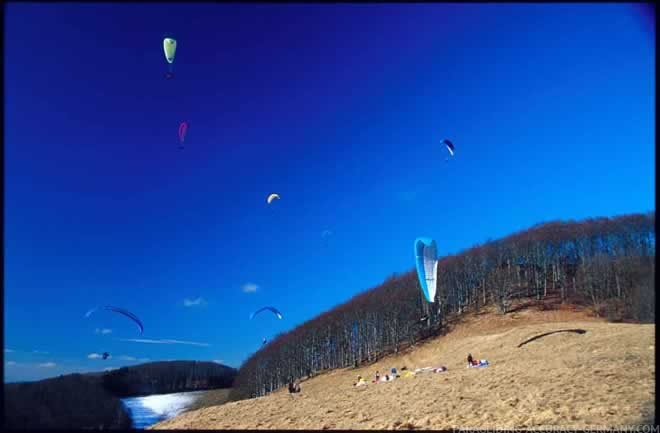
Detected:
[
  {"left": 178, "top": 121, "right": 189, "bottom": 148},
  {"left": 163, "top": 37, "right": 177, "bottom": 63},
  {"left": 414, "top": 238, "right": 439, "bottom": 303},
  {"left": 321, "top": 229, "right": 333, "bottom": 245},
  {"left": 163, "top": 36, "right": 177, "bottom": 79},
  {"left": 442, "top": 139, "right": 455, "bottom": 157},
  {"left": 102, "top": 352, "right": 110, "bottom": 360},
  {"left": 85, "top": 306, "right": 144, "bottom": 334},
  {"left": 250, "top": 306, "right": 283, "bottom": 320},
  {"left": 266, "top": 193, "right": 280, "bottom": 204}
]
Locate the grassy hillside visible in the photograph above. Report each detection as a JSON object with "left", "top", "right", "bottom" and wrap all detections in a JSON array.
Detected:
[
  {"left": 184, "top": 388, "right": 233, "bottom": 413},
  {"left": 151, "top": 303, "right": 655, "bottom": 430}
]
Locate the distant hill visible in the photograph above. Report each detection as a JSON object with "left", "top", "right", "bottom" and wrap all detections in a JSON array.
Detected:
[
  {"left": 102, "top": 361, "right": 236, "bottom": 397},
  {"left": 4, "top": 373, "right": 130, "bottom": 430},
  {"left": 4, "top": 361, "right": 236, "bottom": 430}
]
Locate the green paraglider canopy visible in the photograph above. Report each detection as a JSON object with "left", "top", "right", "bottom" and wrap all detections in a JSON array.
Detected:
[
  {"left": 163, "top": 36, "right": 177, "bottom": 79},
  {"left": 163, "top": 37, "right": 177, "bottom": 63}
]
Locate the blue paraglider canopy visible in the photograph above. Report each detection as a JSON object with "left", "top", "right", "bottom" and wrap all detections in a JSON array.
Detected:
[
  {"left": 414, "top": 238, "right": 439, "bottom": 303},
  {"left": 250, "top": 306, "right": 283, "bottom": 320},
  {"left": 85, "top": 306, "right": 144, "bottom": 334},
  {"left": 442, "top": 139, "right": 455, "bottom": 156}
]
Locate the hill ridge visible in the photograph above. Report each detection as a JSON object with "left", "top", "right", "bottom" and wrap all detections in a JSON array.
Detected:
[{"left": 151, "top": 305, "right": 655, "bottom": 430}]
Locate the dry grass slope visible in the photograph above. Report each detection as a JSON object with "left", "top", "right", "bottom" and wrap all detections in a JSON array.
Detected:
[
  {"left": 183, "top": 388, "right": 232, "bottom": 413},
  {"left": 152, "top": 306, "right": 655, "bottom": 430}
]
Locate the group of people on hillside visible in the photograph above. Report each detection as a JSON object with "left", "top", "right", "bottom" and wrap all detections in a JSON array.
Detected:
[
  {"left": 352, "top": 365, "right": 429, "bottom": 386},
  {"left": 354, "top": 367, "right": 399, "bottom": 386},
  {"left": 373, "top": 367, "right": 401, "bottom": 383},
  {"left": 353, "top": 354, "right": 488, "bottom": 387}
]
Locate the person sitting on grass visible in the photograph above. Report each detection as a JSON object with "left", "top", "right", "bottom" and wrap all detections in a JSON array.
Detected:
[{"left": 288, "top": 381, "right": 301, "bottom": 393}]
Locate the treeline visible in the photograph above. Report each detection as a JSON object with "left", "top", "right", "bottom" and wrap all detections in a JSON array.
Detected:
[
  {"left": 230, "top": 212, "right": 655, "bottom": 400},
  {"left": 102, "top": 361, "right": 236, "bottom": 397},
  {"left": 4, "top": 361, "right": 236, "bottom": 430},
  {"left": 4, "top": 373, "right": 131, "bottom": 430}
]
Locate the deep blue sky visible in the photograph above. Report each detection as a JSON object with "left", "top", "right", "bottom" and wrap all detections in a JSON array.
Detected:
[{"left": 4, "top": 3, "right": 654, "bottom": 382}]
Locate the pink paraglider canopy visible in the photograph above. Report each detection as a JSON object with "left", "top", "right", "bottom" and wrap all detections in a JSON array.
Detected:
[{"left": 178, "top": 121, "right": 189, "bottom": 143}]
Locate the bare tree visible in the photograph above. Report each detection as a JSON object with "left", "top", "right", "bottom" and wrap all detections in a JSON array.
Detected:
[{"left": 229, "top": 211, "right": 655, "bottom": 401}]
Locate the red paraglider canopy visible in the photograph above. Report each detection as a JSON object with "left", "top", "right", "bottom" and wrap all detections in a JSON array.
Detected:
[{"left": 178, "top": 121, "right": 189, "bottom": 149}]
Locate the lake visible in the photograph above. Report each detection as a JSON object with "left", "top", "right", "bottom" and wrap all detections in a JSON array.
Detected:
[{"left": 121, "top": 390, "right": 207, "bottom": 429}]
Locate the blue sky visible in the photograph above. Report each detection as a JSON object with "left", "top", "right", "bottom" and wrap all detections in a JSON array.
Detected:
[{"left": 4, "top": 3, "right": 654, "bottom": 382}]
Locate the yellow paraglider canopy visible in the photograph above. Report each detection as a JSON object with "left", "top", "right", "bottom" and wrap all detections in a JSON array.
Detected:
[{"left": 163, "top": 38, "right": 177, "bottom": 64}]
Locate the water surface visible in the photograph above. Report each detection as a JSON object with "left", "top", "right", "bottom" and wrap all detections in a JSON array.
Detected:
[{"left": 121, "top": 390, "right": 206, "bottom": 429}]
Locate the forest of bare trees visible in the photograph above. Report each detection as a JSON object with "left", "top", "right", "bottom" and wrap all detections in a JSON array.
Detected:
[
  {"left": 102, "top": 361, "right": 236, "bottom": 396},
  {"left": 229, "top": 212, "right": 655, "bottom": 401}
]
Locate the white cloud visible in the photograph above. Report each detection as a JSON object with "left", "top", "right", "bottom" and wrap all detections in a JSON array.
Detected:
[
  {"left": 213, "top": 359, "right": 224, "bottom": 364},
  {"left": 38, "top": 362, "right": 56, "bottom": 368},
  {"left": 95, "top": 328, "right": 113, "bottom": 335},
  {"left": 138, "top": 358, "right": 150, "bottom": 362},
  {"left": 183, "top": 297, "right": 208, "bottom": 307},
  {"left": 119, "top": 356, "right": 136, "bottom": 361},
  {"left": 32, "top": 350, "right": 49, "bottom": 354},
  {"left": 7, "top": 361, "right": 17, "bottom": 366},
  {"left": 241, "top": 282, "right": 258, "bottom": 293},
  {"left": 88, "top": 353, "right": 103, "bottom": 359},
  {"left": 103, "top": 367, "right": 118, "bottom": 372},
  {"left": 5, "top": 349, "right": 14, "bottom": 353},
  {"left": 119, "top": 338, "right": 210, "bottom": 347}
]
